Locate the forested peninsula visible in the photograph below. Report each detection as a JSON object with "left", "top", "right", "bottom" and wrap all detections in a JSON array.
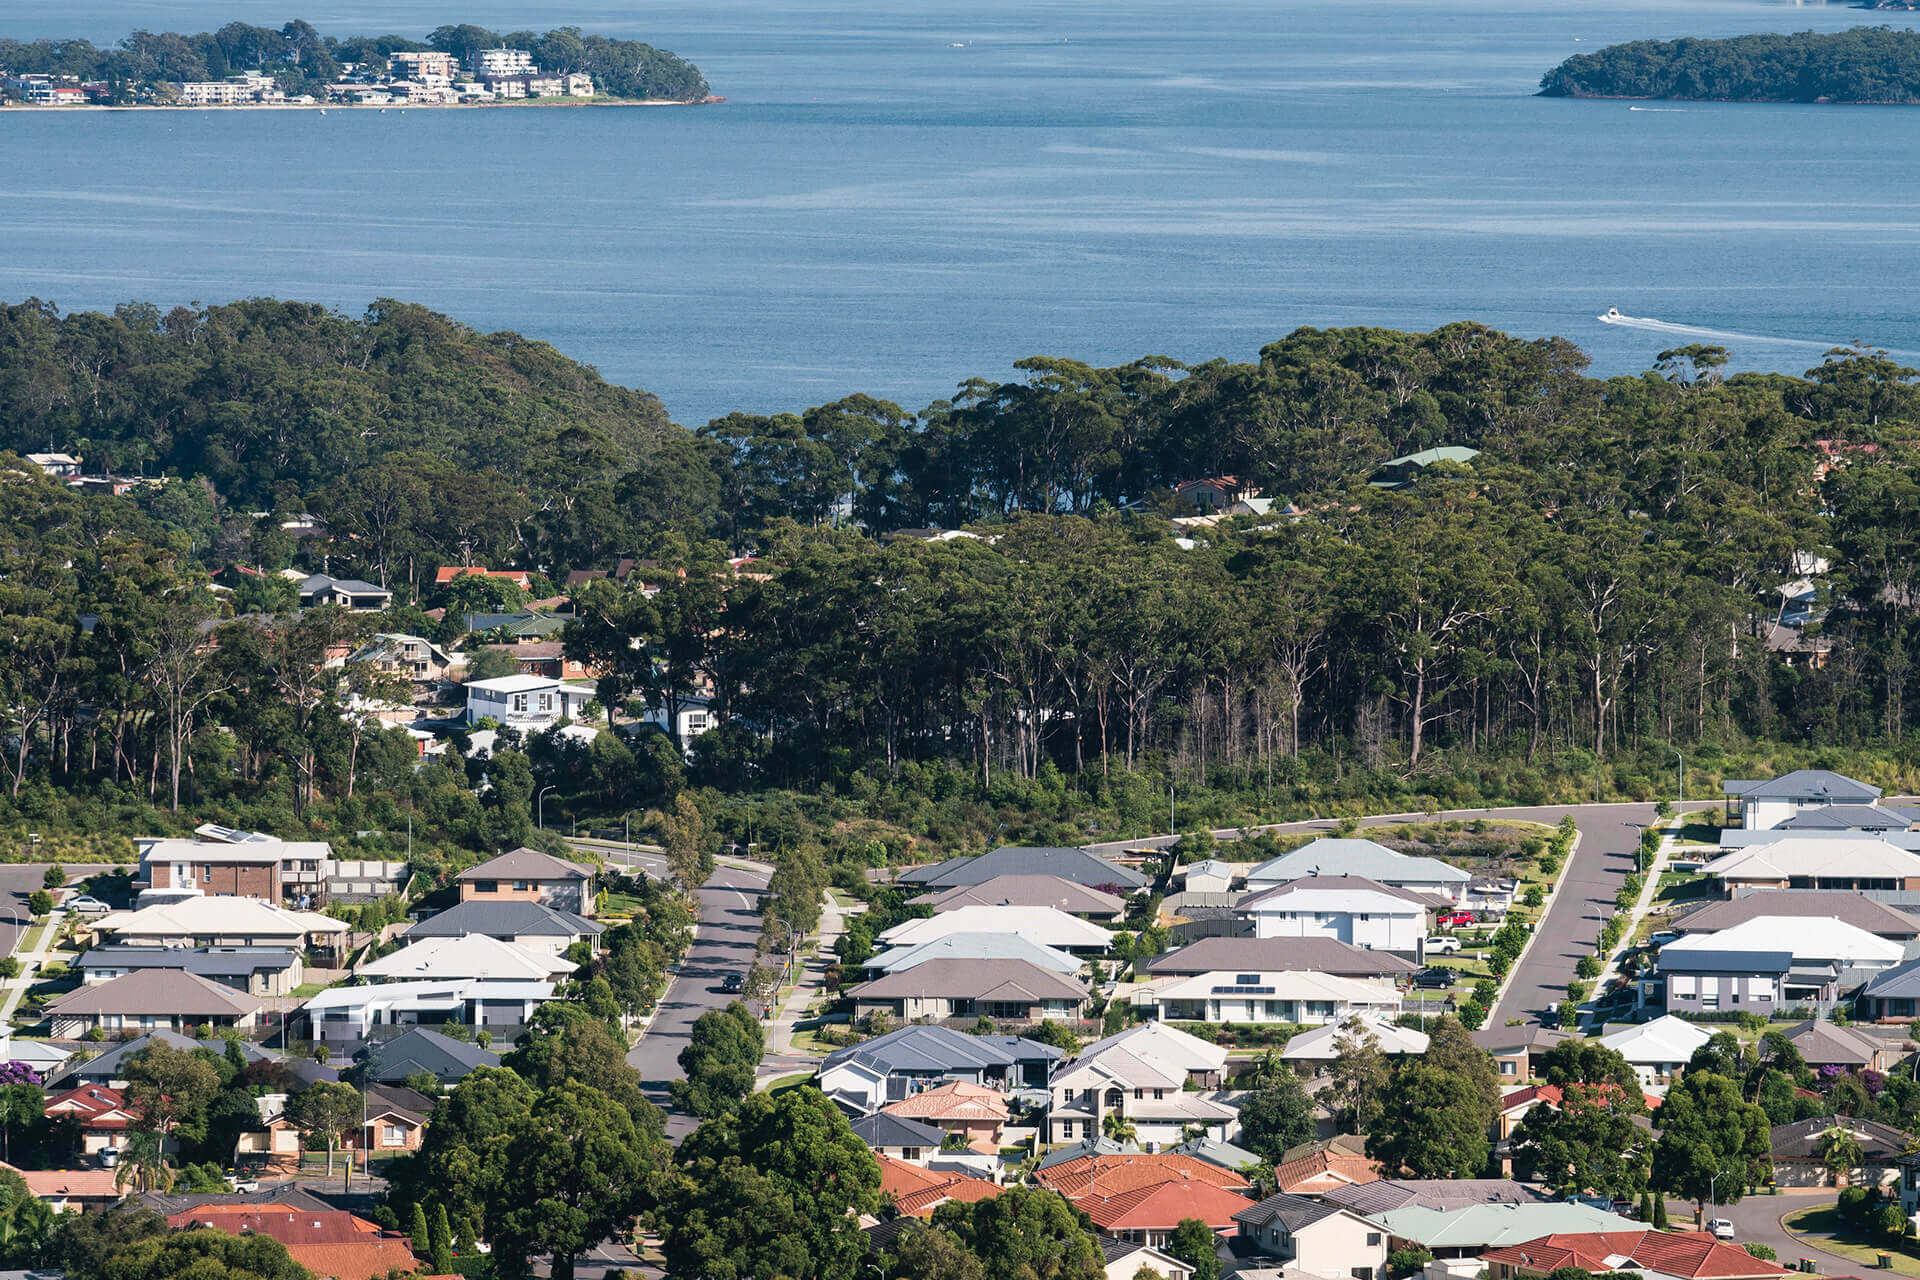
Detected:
[
  {"left": 7, "top": 295, "right": 1920, "bottom": 866},
  {"left": 0, "top": 19, "right": 710, "bottom": 106},
  {"left": 1541, "top": 26, "right": 1920, "bottom": 103}
]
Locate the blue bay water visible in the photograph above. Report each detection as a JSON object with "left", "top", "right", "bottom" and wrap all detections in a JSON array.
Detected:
[{"left": 2, "top": 0, "right": 1917, "bottom": 426}]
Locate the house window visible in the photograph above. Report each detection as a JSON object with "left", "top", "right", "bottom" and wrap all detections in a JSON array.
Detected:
[
  {"left": 383, "top": 1125, "right": 405, "bottom": 1146},
  {"left": 1134, "top": 1088, "right": 1143, "bottom": 1100},
  {"left": 901, "top": 1147, "right": 921, "bottom": 1160},
  {"left": 511, "top": 694, "right": 528, "bottom": 713},
  {"left": 1500, "top": 1061, "right": 1517, "bottom": 1075},
  {"left": 1237, "top": 974, "right": 1259, "bottom": 985},
  {"left": 1367, "top": 1233, "right": 1382, "bottom": 1246},
  {"left": 474, "top": 880, "right": 497, "bottom": 894},
  {"left": 513, "top": 881, "right": 531, "bottom": 891},
  {"left": 1353, "top": 1269, "right": 1374, "bottom": 1280}
]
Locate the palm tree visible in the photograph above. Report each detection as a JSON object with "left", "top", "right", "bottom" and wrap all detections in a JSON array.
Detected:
[
  {"left": 1102, "top": 1111, "right": 1138, "bottom": 1144},
  {"left": 113, "top": 1131, "right": 171, "bottom": 1193},
  {"left": 1820, "top": 1124, "right": 1866, "bottom": 1187}
]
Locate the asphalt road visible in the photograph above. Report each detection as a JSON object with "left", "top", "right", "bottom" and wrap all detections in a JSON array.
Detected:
[
  {"left": 620, "top": 859, "right": 772, "bottom": 1142},
  {"left": 0, "top": 864, "right": 108, "bottom": 959},
  {"left": 1709, "top": 1190, "right": 1857, "bottom": 1276}
]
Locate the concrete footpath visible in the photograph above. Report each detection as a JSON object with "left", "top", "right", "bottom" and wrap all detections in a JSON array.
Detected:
[{"left": 761, "top": 891, "right": 852, "bottom": 1069}]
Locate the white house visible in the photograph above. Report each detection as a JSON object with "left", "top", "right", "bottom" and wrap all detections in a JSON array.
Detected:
[
  {"left": 1702, "top": 837, "right": 1920, "bottom": 894},
  {"left": 1182, "top": 860, "right": 1235, "bottom": 894},
  {"left": 1232, "top": 1193, "right": 1389, "bottom": 1279},
  {"left": 1247, "top": 838, "right": 1470, "bottom": 902},
  {"left": 1047, "top": 1022, "right": 1236, "bottom": 1146},
  {"left": 464, "top": 674, "right": 595, "bottom": 730},
  {"left": 1279, "top": 1015, "right": 1430, "bottom": 1064},
  {"left": 1597, "top": 1015, "right": 1712, "bottom": 1088},
  {"left": 878, "top": 905, "right": 1115, "bottom": 952},
  {"left": 356, "top": 933, "right": 576, "bottom": 984},
  {"left": 1237, "top": 875, "right": 1430, "bottom": 958},
  {"left": 1723, "top": 770, "right": 1882, "bottom": 831},
  {"left": 1134, "top": 969, "right": 1401, "bottom": 1026},
  {"left": 302, "top": 978, "right": 555, "bottom": 1043},
  {"left": 1652, "top": 916, "right": 1903, "bottom": 1016}
]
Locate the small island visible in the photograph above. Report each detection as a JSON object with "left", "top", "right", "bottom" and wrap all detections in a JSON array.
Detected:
[
  {"left": 1540, "top": 26, "right": 1920, "bottom": 104},
  {"left": 0, "top": 18, "right": 712, "bottom": 108}
]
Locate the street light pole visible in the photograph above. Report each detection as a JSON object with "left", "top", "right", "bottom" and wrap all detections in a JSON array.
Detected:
[
  {"left": 537, "top": 785, "right": 556, "bottom": 831},
  {"left": 1668, "top": 746, "right": 1685, "bottom": 813}
]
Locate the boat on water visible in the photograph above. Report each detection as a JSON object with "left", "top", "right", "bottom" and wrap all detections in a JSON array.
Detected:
[{"left": 1602, "top": 307, "right": 1622, "bottom": 320}]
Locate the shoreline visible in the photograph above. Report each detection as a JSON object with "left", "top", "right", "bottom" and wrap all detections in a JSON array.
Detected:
[
  {"left": 1544, "top": 90, "right": 1920, "bottom": 105},
  {"left": 0, "top": 97, "right": 715, "bottom": 112}
]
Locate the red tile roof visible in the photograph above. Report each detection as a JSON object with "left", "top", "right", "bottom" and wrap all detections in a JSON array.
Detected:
[
  {"left": 1274, "top": 1148, "right": 1383, "bottom": 1194},
  {"left": 1500, "top": 1083, "right": 1661, "bottom": 1113},
  {"left": 1072, "top": 1177, "right": 1252, "bottom": 1232},
  {"left": 875, "top": 1152, "right": 1004, "bottom": 1218},
  {"left": 165, "top": 1206, "right": 384, "bottom": 1244},
  {"left": 879, "top": 1081, "right": 1009, "bottom": 1125},
  {"left": 44, "top": 1084, "right": 138, "bottom": 1130},
  {"left": 1036, "top": 1152, "right": 1248, "bottom": 1199},
  {"left": 0, "top": 1163, "right": 121, "bottom": 1200},
  {"left": 1481, "top": 1230, "right": 1792, "bottom": 1280},
  {"left": 283, "top": 1240, "right": 423, "bottom": 1280}
]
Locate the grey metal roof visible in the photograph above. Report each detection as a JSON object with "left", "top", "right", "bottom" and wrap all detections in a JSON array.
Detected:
[
  {"left": 1675, "top": 892, "right": 1920, "bottom": 938},
  {"left": 407, "top": 900, "right": 603, "bottom": 939},
  {"left": 1780, "top": 804, "right": 1918, "bottom": 831},
  {"left": 899, "top": 846, "right": 1147, "bottom": 890},
  {"left": 819, "top": 1024, "right": 1063, "bottom": 1078},
  {"left": 361, "top": 1027, "right": 501, "bottom": 1083},
  {"left": 868, "top": 933, "right": 1083, "bottom": 975},
  {"left": 1723, "top": 769, "right": 1881, "bottom": 803},
  {"left": 1234, "top": 1191, "right": 1344, "bottom": 1232},
  {"left": 911, "top": 874, "right": 1126, "bottom": 916},
  {"left": 848, "top": 958, "right": 1087, "bottom": 1002},
  {"left": 45, "top": 968, "right": 259, "bottom": 1018},
  {"left": 77, "top": 946, "right": 297, "bottom": 979},
  {"left": 1656, "top": 947, "right": 1792, "bottom": 975},
  {"left": 1147, "top": 936, "right": 1418, "bottom": 977},
  {"left": 1171, "top": 1137, "right": 1262, "bottom": 1170},
  {"left": 1863, "top": 954, "right": 1920, "bottom": 999},
  {"left": 1783, "top": 1019, "right": 1887, "bottom": 1067},
  {"left": 456, "top": 848, "right": 593, "bottom": 882},
  {"left": 1036, "top": 1136, "right": 1143, "bottom": 1170},
  {"left": 1247, "top": 838, "right": 1469, "bottom": 885},
  {"left": 1771, "top": 1114, "right": 1909, "bottom": 1161},
  {"left": 849, "top": 1111, "right": 945, "bottom": 1149},
  {"left": 59, "top": 1031, "right": 271, "bottom": 1083},
  {"left": 1323, "top": 1178, "right": 1549, "bottom": 1216}
]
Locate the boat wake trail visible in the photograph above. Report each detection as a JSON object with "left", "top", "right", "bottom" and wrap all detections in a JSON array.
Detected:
[{"left": 1596, "top": 309, "right": 1919, "bottom": 359}]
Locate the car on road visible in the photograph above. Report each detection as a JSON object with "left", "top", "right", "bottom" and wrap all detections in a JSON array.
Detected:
[
  {"left": 720, "top": 972, "right": 744, "bottom": 994},
  {"left": 63, "top": 895, "right": 111, "bottom": 916},
  {"left": 1424, "top": 936, "right": 1462, "bottom": 955},
  {"left": 1410, "top": 967, "right": 1456, "bottom": 989},
  {"left": 1708, "top": 1219, "right": 1735, "bottom": 1241}
]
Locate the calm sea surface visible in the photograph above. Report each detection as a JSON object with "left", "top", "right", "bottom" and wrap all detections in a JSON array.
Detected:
[{"left": 3, "top": 0, "right": 1917, "bottom": 425}]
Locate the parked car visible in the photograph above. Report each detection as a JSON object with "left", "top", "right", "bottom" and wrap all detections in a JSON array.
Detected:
[
  {"left": 1411, "top": 967, "right": 1455, "bottom": 989},
  {"left": 1708, "top": 1219, "right": 1735, "bottom": 1241},
  {"left": 720, "top": 971, "right": 745, "bottom": 994},
  {"left": 1424, "top": 936, "right": 1462, "bottom": 955},
  {"left": 1438, "top": 911, "right": 1476, "bottom": 928},
  {"left": 1648, "top": 930, "right": 1681, "bottom": 947},
  {"left": 63, "top": 895, "right": 111, "bottom": 916}
]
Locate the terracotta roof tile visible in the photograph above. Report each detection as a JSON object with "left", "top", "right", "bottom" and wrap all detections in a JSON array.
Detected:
[
  {"left": 1036, "top": 1152, "right": 1248, "bottom": 1199},
  {"left": 1481, "top": 1230, "right": 1791, "bottom": 1280},
  {"left": 1273, "top": 1149, "right": 1383, "bottom": 1194}
]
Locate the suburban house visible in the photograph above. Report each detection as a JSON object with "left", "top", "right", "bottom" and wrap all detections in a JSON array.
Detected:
[
  {"left": 1046, "top": 1022, "right": 1236, "bottom": 1146},
  {"left": 1232, "top": 1192, "right": 1387, "bottom": 1278},
  {"left": 43, "top": 1084, "right": 138, "bottom": 1157},
  {"left": 345, "top": 633, "right": 460, "bottom": 682},
  {"left": 1784, "top": 1019, "right": 1897, "bottom": 1073},
  {"left": 463, "top": 610, "right": 571, "bottom": 640},
  {"left": 493, "top": 639, "right": 597, "bottom": 682},
  {"left": 866, "top": 933, "right": 1084, "bottom": 977},
  {"left": 846, "top": 958, "right": 1089, "bottom": 1023},
  {"left": 356, "top": 933, "right": 576, "bottom": 984},
  {"left": 298, "top": 573, "right": 393, "bottom": 610},
  {"left": 1857, "top": 956, "right": 1920, "bottom": 1021},
  {"left": 878, "top": 1081, "right": 1009, "bottom": 1149},
  {"left": 1596, "top": 1016, "right": 1712, "bottom": 1087},
  {"left": 909, "top": 874, "right": 1127, "bottom": 920},
  {"left": 1702, "top": 837, "right": 1920, "bottom": 894},
  {"left": 1770, "top": 1114, "right": 1907, "bottom": 1188},
  {"left": 1322, "top": 1178, "right": 1550, "bottom": 1217},
  {"left": 1673, "top": 892, "right": 1920, "bottom": 940},
  {"left": 1779, "top": 803, "right": 1919, "bottom": 833},
  {"left": 301, "top": 978, "right": 555, "bottom": 1044},
  {"left": 164, "top": 1205, "right": 422, "bottom": 1280},
  {"left": 1273, "top": 1147, "right": 1384, "bottom": 1195},
  {"left": 455, "top": 848, "right": 595, "bottom": 915},
  {"left": 1495, "top": 1083, "right": 1657, "bottom": 1142},
  {"left": 816, "top": 1024, "right": 1062, "bottom": 1114},
  {"left": 1095, "top": 1239, "right": 1196, "bottom": 1280},
  {"left": 1145, "top": 937, "right": 1418, "bottom": 982},
  {"left": 1174, "top": 475, "right": 1262, "bottom": 510},
  {"left": 1280, "top": 1016, "right": 1429, "bottom": 1065},
  {"left": 357, "top": 1026, "right": 501, "bottom": 1086},
  {"left": 1723, "top": 769, "right": 1883, "bottom": 830},
  {"left": 1364, "top": 1202, "right": 1643, "bottom": 1260},
  {"left": 1371, "top": 445, "right": 1480, "bottom": 489},
  {"left": 1480, "top": 1229, "right": 1792, "bottom": 1280},
  {"left": 877, "top": 904, "right": 1114, "bottom": 952},
  {"left": 1037, "top": 1152, "right": 1252, "bottom": 1249},
  {"left": 44, "top": 969, "right": 262, "bottom": 1038},
  {"left": 1470, "top": 1026, "right": 1576, "bottom": 1081},
  {"left": 1, "top": 1163, "right": 124, "bottom": 1213},
  {"left": 435, "top": 565, "right": 532, "bottom": 590},
  {"left": 850, "top": 1111, "right": 947, "bottom": 1163},
  {"left": 52, "top": 1030, "right": 274, "bottom": 1089},
  {"left": 136, "top": 831, "right": 333, "bottom": 906},
  {"left": 98, "top": 896, "right": 350, "bottom": 960},
  {"left": 463, "top": 674, "right": 595, "bottom": 729},
  {"left": 76, "top": 945, "right": 304, "bottom": 997},
  {"left": 1236, "top": 876, "right": 1431, "bottom": 957},
  {"left": 1132, "top": 967, "right": 1400, "bottom": 1025},
  {"left": 403, "top": 900, "right": 603, "bottom": 954},
  {"left": 1181, "top": 860, "right": 1235, "bottom": 894},
  {"left": 1246, "top": 838, "right": 1471, "bottom": 902},
  {"left": 1647, "top": 916, "right": 1902, "bottom": 1014},
  {"left": 876, "top": 1153, "right": 1006, "bottom": 1218},
  {"left": 346, "top": 1084, "right": 434, "bottom": 1155},
  {"left": 27, "top": 452, "right": 83, "bottom": 477},
  {"left": 900, "top": 846, "right": 1149, "bottom": 894}
]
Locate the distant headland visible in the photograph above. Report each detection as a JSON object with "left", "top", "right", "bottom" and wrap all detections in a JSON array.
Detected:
[
  {"left": 0, "top": 19, "right": 713, "bottom": 108},
  {"left": 1540, "top": 26, "right": 1920, "bottom": 104}
]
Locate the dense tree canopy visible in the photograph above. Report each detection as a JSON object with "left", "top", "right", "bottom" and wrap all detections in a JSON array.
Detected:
[{"left": 1541, "top": 27, "right": 1920, "bottom": 104}]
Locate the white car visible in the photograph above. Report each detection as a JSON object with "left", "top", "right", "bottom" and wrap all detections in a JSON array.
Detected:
[
  {"left": 1708, "top": 1219, "right": 1735, "bottom": 1241},
  {"left": 63, "top": 896, "right": 111, "bottom": 916},
  {"left": 1424, "top": 936, "right": 1462, "bottom": 955}
]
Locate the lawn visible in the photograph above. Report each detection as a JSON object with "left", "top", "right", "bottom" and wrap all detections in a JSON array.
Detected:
[
  {"left": 786, "top": 1028, "right": 838, "bottom": 1057},
  {"left": 288, "top": 982, "right": 335, "bottom": 999},
  {"left": 762, "top": 1072, "right": 811, "bottom": 1094},
  {"left": 1784, "top": 1205, "right": 1920, "bottom": 1277},
  {"left": 600, "top": 891, "right": 647, "bottom": 918}
]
